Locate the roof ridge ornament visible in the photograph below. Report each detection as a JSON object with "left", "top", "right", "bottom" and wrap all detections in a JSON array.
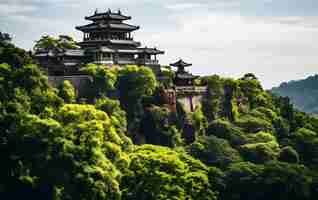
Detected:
[
  {"left": 95, "top": 8, "right": 98, "bottom": 14},
  {"left": 118, "top": 9, "right": 121, "bottom": 15},
  {"left": 108, "top": 8, "right": 111, "bottom": 13}
]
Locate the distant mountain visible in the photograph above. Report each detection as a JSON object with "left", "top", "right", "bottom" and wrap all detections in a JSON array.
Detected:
[{"left": 271, "top": 74, "right": 318, "bottom": 114}]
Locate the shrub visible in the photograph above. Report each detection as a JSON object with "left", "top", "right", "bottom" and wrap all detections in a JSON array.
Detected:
[
  {"left": 187, "top": 135, "right": 242, "bottom": 168},
  {"left": 240, "top": 141, "right": 280, "bottom": 163},
  {"left": 207, "top": 119, "right": 247, "bottom": 146},
  {"left": 278, "top": 146, "right": 300, "bottom": 163},
  {"left": 121, "top": 145, "right": 217, "bottom": 200},
  {"left": 235, "top": 115, "right": 273, "bottom": 133}
]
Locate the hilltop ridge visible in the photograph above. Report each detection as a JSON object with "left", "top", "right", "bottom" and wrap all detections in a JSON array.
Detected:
[
  {"left": 1, "top": 32, "right": 318, "bottom": 200},
  {"left": 271, "top": 74, "right": 318, "bottom": 114}
]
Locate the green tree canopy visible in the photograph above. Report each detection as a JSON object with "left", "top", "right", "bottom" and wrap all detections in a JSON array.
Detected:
[
  {"left": 0, "top": 38, "right": 33, "bottom": 68},
  {"left": 121, "top": 145, "right": 217, "bottom": 200},
  {"left": 1, "top": 104, "right": 133, "bottom": 199},
  {"left": 34, "top": 35, "right": 79, "bottom": 52},
  {"left": 58, "top": 80, "right": 76, "bottom": 103},
  {"left": 188, "top": 135, "right": 242, "bottom": 168},
  {"left": 139, "top": 105, "right": 182, "bottom": 147},
  {"left": 223, "top": 162, "right": 313, "bottom": 200},
  {"left": 278, "top": 146, "right": 300, "bottom": 163},
  {"left": 80, "top": 64, "right": 118, "bottom": 98},
  {"left": 95, "top": 97, "right": 128, "bottom": 137},
  {"left": 0, "top": 63, "right": 62, "bottom": 115},
  {"left": 290, "top": 128, "right": 318, "bottom": 167},
  {"left": 117, "top": 65, "right": 157, "bottom": 120}
]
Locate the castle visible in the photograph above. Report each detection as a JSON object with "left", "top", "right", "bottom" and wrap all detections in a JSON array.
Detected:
[
  {"left": 35, "top": 9, "right": 164, "bottom": 75},
  {"left": 34, "top": 9, "right": 206, "bottom": 112}
]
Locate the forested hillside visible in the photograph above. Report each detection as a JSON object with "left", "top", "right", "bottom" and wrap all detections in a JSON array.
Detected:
[
  {"left": 1, "top": 38, "right": 318, "bottom": 200},
  {"left": 271, "top": 75, "right": 318, "bottom": 114}
]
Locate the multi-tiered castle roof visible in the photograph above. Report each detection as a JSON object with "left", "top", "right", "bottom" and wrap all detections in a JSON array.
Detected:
[
  {"left": 76, "top": 9, "right": 141, "bottom": 48},
  {"left": 76, "top": 9, "right": 164, "bottom": 66}
]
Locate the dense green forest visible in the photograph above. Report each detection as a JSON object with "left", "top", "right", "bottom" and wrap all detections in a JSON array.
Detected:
[
  {"left": 1, "top": 37, "right": 318, "bottom": 200},
  {"left": 271, "top": 75, "right": 318, "bottom": 114}
]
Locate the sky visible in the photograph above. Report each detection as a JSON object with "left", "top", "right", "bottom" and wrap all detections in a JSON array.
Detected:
[{"left": 1, "top": 0, "right": 318, "bottom": 89}]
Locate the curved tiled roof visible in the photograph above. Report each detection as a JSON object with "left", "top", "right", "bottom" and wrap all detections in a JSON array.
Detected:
[
  {"left": 170, "top": 59, "right": 192, "bottom": 68},
  {"left": 85, "top": 10, "right": 131, "bottom": 21},
  {"left": 76, "top": 22, "right": 139, "bottom": 31},
  {"left": 138, "top": 47, "right": 165, "bottom": 55}
]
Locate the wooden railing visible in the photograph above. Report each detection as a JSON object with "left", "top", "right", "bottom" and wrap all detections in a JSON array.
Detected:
[
  {"left": 84, "top": 37, "right": 134, "bottom": 41},
  {"left": 94, "top": 60, "right": 114, "bottom": 64},
  {"left": 117, "top": 58, "right": 136, "bottom": 64},
  {"left": 137, "top": 59, "right": 159, "bottom": 65},
  {"left": 176, "top": 86, "right": 207, "bottom": 94}
]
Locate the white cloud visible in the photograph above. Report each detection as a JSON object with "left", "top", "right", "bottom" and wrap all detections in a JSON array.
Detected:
[
  {"left": 165, "top": 0, "right": 241, "bottom": 11},
  {"left": 139, "top": 13, "right": 318, "bottom": 88},
  {"left": 166, "top": 3, "right": 206, "bottom": 10},
  {"left": 0, "top": 4, "right": 38, "bottom": 15}
]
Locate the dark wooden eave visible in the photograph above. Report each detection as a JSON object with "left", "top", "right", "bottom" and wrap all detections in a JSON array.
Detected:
[
  {"left": 76, "top": 22, "right": 140, "bottom": 32},
  {"left": 77, "top": 39, "right": 141, "bottom": 47},
  {"left": 138, "top": 47, "right": 165, "bottom": 55}
]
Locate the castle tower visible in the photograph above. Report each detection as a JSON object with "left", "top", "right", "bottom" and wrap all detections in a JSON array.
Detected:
[
  {"left": 170, "top": 59, "right": 199, "bottom": 86},
  {"left": 170, "top": 59, "right": 206, "bottom": 112},
  {"left": 76, "top": 9, "right": 164, "bottom": 66}
]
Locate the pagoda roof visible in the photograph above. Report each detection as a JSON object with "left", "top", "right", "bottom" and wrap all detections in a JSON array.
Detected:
[
  {"left": 76, "top": 22, "right": 139, "bottom": 32},
  {"left": 85, "top": 9, "right": 131, "bottom": 21},
  {"left": 170, "top": 59, "right": 192, "bottom": 68},
  {"left": 138, "top": 47, "right": 165, "bottom": 55}
]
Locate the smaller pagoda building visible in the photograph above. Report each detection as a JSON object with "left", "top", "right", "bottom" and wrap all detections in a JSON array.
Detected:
[
  {"left": 170, "top": 59, "right": 199, "bottom": 86},
  {"left": 170, "top": 59, "right": 206, "bottom": 113}
]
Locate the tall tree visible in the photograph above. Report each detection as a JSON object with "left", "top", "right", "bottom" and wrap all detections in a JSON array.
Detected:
[
  {"left": 58, "top": 80, "right": 76, "bottom": 103},
  {"left": 121, "top": 145, "right": 217, "bottom": 200},
  {"left": 34, "top": 35, "right": 79, "bottom": 52},
  {"left": 117, "top": 65, "right": 157, "bottom": 120}
]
